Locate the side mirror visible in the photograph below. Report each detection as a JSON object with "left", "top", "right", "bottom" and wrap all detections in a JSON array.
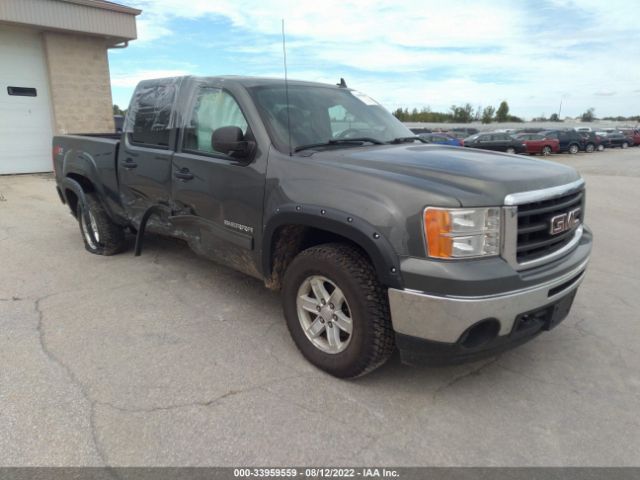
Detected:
[{"left": 211, "top": 126, "right": 254, "bottom": 158}]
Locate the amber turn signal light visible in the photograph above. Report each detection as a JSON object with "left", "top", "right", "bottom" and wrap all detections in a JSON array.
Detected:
[{"left": 424, "top": 208, "right": 453, "bottom": 258}]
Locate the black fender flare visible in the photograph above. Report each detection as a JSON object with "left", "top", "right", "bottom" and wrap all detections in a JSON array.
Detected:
[
  {"left": 61, "top": 176, "right": 89, "bottom": 217},
  {"left": 61, "top": 177, "right": 99, "bottom": 247},
  {"left": 262, "top": 204, "right": 403, "bottom": 289}
]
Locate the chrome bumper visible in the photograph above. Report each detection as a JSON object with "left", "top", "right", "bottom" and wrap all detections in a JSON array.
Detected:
[{"left": 388, "top": 258, "right": 589, "bottom": 344}]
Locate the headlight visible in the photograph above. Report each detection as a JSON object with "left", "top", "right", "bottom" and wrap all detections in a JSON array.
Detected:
[{"left": 424, "top": 207, "right": 501, "bottom": 259}]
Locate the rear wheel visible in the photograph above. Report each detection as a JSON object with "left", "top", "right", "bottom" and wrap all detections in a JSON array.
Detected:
[
  {"left": 597, "top": 144, "right": 604, "bottom": 151},
  {"left": 568, "top": 144, "right": 579, "bottom": 154},
  {"left": 585, "top": 143, "right": 595, "bottom": 153},
  {"left": 622, "top": 142, "right": 629, "bottom": 149},
  {"left": 77, "top": 193, "right": 126, "bottom": 255},
  {"left": 506, "top": 147, "right": 516, "bottom": 154},
  {"left": 542, "top": 146, "right": 552, "bottom": 156},
  {"left": 282, "top": 243, "right": 395, "bottom": 378}
]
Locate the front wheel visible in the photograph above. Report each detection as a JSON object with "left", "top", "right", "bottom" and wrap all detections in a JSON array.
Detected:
[
  {"left": 568, "top": 144, "right": 579, "bottom": 154},
  {"left": 506, "top": 147, "right": 516, "bottom": 154},
  {"left": 622, "top": 142, "right": 629, "bottom": 149},
  {"left": 282, "top": 243, "right": 395, "bottom": 378},
  {"left": 77, "top": 193, "right": 126, "bottom": 255},
  {"left": 542, "top": 146, "right": 552, "bottom": 156},
  {"left": 585, "top": 143, "right": 595, "bottom": 153}
]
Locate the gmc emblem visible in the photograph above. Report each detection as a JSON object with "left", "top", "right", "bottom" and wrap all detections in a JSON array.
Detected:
[{"left": 550, "top": 207, "right": 581, "bottom": 235}]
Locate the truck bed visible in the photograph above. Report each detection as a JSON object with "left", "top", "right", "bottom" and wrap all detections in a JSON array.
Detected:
[{"left": 53, "top": 134, "right": 124, "bottom": 220}]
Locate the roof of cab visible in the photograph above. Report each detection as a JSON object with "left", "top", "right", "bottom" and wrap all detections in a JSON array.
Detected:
[{"left": 137, "top": 75, "right": 347, "bottom": 90}]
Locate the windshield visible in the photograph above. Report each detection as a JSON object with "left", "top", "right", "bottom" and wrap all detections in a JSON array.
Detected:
[{"left": 248, "top": 85, "right": 414, "bottom": 152}]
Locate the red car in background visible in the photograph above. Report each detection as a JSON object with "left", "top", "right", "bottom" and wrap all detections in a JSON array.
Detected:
[
  {"left": 620, "top": 129, "right": 640, "bottom": 146},
  {"left": 515, "top": 133, "right": 560, "bottom": 156}
]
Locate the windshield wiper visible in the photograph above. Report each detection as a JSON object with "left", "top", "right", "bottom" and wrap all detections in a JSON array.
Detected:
[
  {"left": 294, "top": 137, "right": 385, "bottom": 152},
  {"left": 387, "top": 136, "right": 428, "bottom": 144}
]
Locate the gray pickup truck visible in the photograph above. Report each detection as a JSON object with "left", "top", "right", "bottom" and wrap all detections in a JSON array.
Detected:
[{"left": 52, "top": 76, "right": 592, "bottom": 377}]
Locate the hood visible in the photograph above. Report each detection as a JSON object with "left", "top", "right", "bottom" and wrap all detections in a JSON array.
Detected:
[{"left": 306, "top": 144, "right": 581, "bottom": 206}]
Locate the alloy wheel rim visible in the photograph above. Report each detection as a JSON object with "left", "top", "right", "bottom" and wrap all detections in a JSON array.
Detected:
[
  {"left": 81, "top": 208, "right": 100, "bottom": 249},
  {"left": 296, "top": 275, "right": 353, "bottom": 354}
]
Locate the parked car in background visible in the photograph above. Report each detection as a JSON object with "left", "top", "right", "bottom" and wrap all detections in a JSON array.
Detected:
[
  {"left": 409, "top": 127, "right": 432, "bottom": 135},
  {"left": 445, "top": 130, "right": 468, "bottom": 140},
  {"left": 577, "top": 131, "right": 604, "bottom": 152},
  {"left": 515, "top": 133, "right": 559, "bottom": 156},
  {"left": 619, "top": 129, "right": 640, "bottom": 146},
  {"left": 417, "top": 133, "right": 462, "bottom": 146},
  {"left": 516, "top": 128, "right": 546, "bottom": 134},
  {"left": 542, "top": 130, "right": 587, "bottom": 154},
  {"left": 604, "top": 132, "right": 632, "bottom": 149},
  {"left": 451, "top": 127, "right": 479, "bottom": 136},
  {"left": 463, "top": 132, "right": 527, "bottom": 154}
]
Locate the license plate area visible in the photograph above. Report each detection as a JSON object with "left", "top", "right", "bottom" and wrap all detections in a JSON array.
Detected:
[
  {"left": 512, "top": 290, "right": 577, "bottom": 335},
  {"left": 546, "top": 289, "right": 577, "bottom": 330}
]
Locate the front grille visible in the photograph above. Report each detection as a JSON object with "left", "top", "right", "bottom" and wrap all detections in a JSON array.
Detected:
[{"left": 516, "top": 189, "right": 584, "bottom": 263}]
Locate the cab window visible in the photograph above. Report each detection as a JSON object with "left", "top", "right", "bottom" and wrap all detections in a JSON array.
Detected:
[
  {"left": 128, "top": 81, "right": 178, "bottom": 148},
  {"left": 183, "top": 87, "right": 249, "bottom": 155}
]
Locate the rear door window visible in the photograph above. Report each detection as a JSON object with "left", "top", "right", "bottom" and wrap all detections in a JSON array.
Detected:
[{"left": 127, "top": 81, "right": 178, "bottom": 148}]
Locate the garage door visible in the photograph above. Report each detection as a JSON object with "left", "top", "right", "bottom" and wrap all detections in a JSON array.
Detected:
[{"left": 0, "top": 26, "right": 54, "bottom": 174}]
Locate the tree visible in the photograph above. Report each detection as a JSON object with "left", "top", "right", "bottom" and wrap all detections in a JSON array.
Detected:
[
  {"left": 481, "top": 106, "right": 495, "bottom": 124},
  {"left": 549, "top": 113, "right": 562, "bottom": 122},
  {"left": 474, "top": 105, "right": 482, "bottom": 122},
  {"left": 450, "top": 103, "right": 474, "bottom": 123},
  {"left": 495, "top": 100, "right": 509, "bottom": 122},
  {"left": 581, "top": 108, "right": 595, "bottom": 122},
  {"left": 113, "top": 104, "right": 125, "bottom": 116}
]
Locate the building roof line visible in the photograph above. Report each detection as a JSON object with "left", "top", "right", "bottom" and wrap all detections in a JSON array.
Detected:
[{"left": 58, "top": 0, "right": 141, "bottom": 16}]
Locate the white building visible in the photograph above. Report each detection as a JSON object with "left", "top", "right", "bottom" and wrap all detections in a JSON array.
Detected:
[{"left": 0, "top": 0, "right": 140, "bottom": 174}]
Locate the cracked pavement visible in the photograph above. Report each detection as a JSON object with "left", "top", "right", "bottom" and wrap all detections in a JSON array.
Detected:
[{"left": 1, "top": 149, "right": 640, "bottom": 466}]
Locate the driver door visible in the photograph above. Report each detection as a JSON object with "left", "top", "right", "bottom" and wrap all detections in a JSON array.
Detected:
[{"left": 170, "top": 86, "right": 266, "bottom": 277}]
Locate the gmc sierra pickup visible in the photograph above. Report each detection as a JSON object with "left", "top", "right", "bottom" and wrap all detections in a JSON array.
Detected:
[{"left": 53, "top": 76, "right": 592, "bottom": 377}]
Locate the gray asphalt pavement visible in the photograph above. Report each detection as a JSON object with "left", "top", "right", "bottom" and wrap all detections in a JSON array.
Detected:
[{"left": 1, "top": 148, "right": 639, "bottom": 466}]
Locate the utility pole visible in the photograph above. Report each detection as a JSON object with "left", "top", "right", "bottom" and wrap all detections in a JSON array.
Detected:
[{"left": 558, "top": 97, "right": 563, "bottom": 119}]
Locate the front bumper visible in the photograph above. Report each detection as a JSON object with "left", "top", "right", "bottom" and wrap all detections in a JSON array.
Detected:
[{"left": 388, "top": 246, "right": 590, "bottom": 365}]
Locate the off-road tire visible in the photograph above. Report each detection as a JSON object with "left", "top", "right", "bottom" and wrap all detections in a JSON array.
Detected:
[
  {"left": 282, "top": 243, "right": 395, "bottom": 378},
  {"left": 77, "top": 193, "right": 126, "bottom": 255}
]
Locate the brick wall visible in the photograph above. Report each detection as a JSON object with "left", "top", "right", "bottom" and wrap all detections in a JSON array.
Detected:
[{"left": 43, "top": 32, "right": 114, "bottom": 134}]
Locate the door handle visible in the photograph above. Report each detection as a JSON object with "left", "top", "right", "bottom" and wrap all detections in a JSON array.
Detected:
[
  {"left": 122, "top": 158, "right": 138, "bottom": 169},
  {"left": 174, "top": 169, "right": 194, "bottom": 181}
]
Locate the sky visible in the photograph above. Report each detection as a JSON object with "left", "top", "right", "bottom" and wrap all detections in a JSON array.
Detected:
[{"left": 109, "top": 0, "right": 640, "bottom": 120}]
